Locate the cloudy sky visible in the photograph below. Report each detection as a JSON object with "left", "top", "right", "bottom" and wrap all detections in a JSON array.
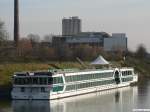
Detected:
[{"left": 0, "top": 0, "right": 150, "bottom": 52}]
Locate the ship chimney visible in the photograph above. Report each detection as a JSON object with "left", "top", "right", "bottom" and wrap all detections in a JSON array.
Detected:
[{"left": 14, "top": 0, "right": 19, "bottom": 46}]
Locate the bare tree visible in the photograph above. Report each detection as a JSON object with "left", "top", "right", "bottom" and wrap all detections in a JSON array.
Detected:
[
  {"left": 0, "top": 20, "right": 4, "bottom": 41},
  {"left": 43, "top": 34, "right": 53, "bottom": 42},
  {"left": 27, "top": 34, "right": 40, "bottom": 47},
  {"left": 73, "top": 45, "right": 100, "bottom": 61},
  {"left": 17, "top": 38, "right": 33, "bottom": 57},
  {"left": 0, "top": 19, "right": 9, "bottom": 47},
  {"left": 136, "top": 44, "right": 147, "bottom": 58}
]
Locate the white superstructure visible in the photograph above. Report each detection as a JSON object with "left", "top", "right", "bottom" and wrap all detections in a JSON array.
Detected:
[{"left": 11, "top": 67, "right": 138, "bottom": 100}]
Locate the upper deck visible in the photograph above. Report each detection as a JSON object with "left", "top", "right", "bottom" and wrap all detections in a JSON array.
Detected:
[{"left": 13, "top": 67, "right": 134, "bottom": 78}]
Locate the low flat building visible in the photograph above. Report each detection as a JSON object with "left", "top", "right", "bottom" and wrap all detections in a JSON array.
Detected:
[
  {"left": 104, "top": 33, "right": 127, "bottom": 51},
  {"left": 52, "top": 32, "right": 128, "bottom": 52},
  {"left": 52, "top": 32, "right": 110, "bottom": 47}
]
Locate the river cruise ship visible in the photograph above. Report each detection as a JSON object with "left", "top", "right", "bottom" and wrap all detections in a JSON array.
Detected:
[{"left": 11, "top": 68, "right": 138, "bottom": 100}]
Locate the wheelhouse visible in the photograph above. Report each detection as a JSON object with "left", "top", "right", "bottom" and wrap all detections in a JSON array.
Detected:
[{"left": 13, "top": 72, "right": 63, "bottom": 86}]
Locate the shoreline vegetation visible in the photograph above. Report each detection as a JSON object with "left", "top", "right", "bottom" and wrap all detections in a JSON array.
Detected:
[
  {"left": 0, "top": 56, "right": 150, "bottom": 87},
  {"left": 0, "top": 44, "right": 150, "bottom": 88},
  {"left": 0, "top": 60, "right": 150, "bottom": 86},
  {"left": 0, "top": 58, "right": 150, "bottom": 99}
]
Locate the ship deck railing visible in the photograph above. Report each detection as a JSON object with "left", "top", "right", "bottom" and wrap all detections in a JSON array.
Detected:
[{"left": 13, "top": 67, "right": 134, "bottom": 76}]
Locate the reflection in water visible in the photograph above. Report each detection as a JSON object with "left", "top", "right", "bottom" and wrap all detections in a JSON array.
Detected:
[
  {"left": 1, "top": 79, "right": 150, "bottom": 112},
  {"left": 12, "top": 86, "right": 138, "bottom": 112},
  {"left": 0, "top": 100, "right": 12, "bottom": 112},
  {"left": 115, "top": 91, "right": 120, "bottom": 103},
  {"left": 136, "top": 79, "right": 150, "bottom": 109},
  {"left": 12, "top": 101, "right": 50, "bottom": 112}
]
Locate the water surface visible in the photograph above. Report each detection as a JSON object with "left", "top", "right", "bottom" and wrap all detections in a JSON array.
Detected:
[{"left": 1, "top": 80, "right": 150, "bottom": 112}]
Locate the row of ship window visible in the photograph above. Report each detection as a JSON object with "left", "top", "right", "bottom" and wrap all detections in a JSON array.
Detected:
[
  {"left": 65, "top": 79, "right": 115, "bottom": 91},
  {"left": 65, "top": 72, "right": 113, "bottom": 82},
  {"left": 122, "top": 77, "right": 133, "bottom": 82},
  {"left": 19, "top": 86, "right": 64, "bottom": 93},
  {"left": 17, "top": 77, "right": 133, "bottom": 92},
  {"left": 14, "top": 77, "right": 63, "bottom": 85},
  {"left": 20, "top": 87, "right": 47, "bottom": 93},
  {"left": 14, "top": 71, "right": 133, "bottom": 85},
  {"left": 122, "top": 71, "right": 132, "bottom": 76}
]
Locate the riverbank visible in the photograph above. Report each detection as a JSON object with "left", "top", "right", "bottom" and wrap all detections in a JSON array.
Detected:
[
  {"left": 0, "top": 60, "right": 150, "bottom": 87},
  {"left": 0, "top": 58, "right": 150, "bottom": 99}
]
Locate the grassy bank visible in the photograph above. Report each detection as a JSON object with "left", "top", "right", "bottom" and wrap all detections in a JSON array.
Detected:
[{"left": 0, "top": 57, "right": 150, "bottom": 87}]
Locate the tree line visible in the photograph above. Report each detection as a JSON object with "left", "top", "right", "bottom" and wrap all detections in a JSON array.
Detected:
[{"left": 0, "top": 19, "right": 149, "bottom": 63}]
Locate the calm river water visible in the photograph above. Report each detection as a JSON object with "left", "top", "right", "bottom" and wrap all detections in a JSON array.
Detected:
[{"left": 1, "top": 79, "right": 150, "bottom": 112}]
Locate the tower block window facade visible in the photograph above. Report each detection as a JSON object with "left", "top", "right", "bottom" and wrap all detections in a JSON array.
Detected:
[{"left": 62, "top": 16, "right": 81, "bottom": 36}]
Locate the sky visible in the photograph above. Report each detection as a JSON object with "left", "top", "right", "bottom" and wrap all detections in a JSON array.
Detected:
[{"left": 0, "top": 0, "right": 150, "bottom": 52}]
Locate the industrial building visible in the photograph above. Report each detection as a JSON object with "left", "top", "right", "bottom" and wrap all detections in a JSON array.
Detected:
[
  {"left": 52, "top": 32, "right": 110, "bottom": 47},
  {"left": 52, "top": 17, "right": 128, "bottom": 52},
  {"left": 104, "top": 33, "right": 128, "bottom": 51},
  {"left": 62, "top": 16, "right": 81, "bottom": 36},
  {"left": 52, "top": 32, "right": 127, "bottom": 52}
]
